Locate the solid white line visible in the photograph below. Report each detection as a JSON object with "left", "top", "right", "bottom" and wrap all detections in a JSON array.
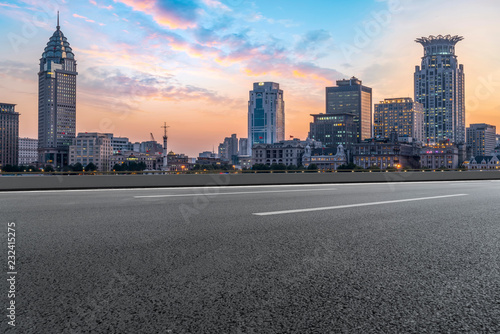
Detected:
[
  {"left": 134, "top": 188, "right": 337, "bottom": 198},
  {"left": 253, "top": 194, "right": 469, "bottom": 216}
]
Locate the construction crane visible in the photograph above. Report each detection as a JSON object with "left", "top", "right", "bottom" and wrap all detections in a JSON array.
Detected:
[{"left": 150, "top": 132, "right": 155, "bottom": 142}]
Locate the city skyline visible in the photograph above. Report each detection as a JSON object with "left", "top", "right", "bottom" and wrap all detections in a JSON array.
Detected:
[{"left": 1, "top": 0, "right": 500, "bottom": 156}]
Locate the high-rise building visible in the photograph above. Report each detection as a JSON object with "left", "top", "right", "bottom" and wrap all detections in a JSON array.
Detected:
[
  {"left": 374, "top": 98, "right": 425, "bottom": 142},
  {"left": 466, "top": 123, "right": 497, "bottom": 157},
  {"left": 18, "top": 138, "right": 38, "bottom": 165},
  {"left": 38, "top": 13, "right": 77, "bottom": 168},
  {"left": 0, "top": 103, "right": 19, "bottom": 168},
  {"left": 326, "top": 77, "right": 372, "bottom": 142},
  {"left": 248, "top": 82, "right": 285, "bottom": 154},
  {"left": 309, "top": 113, "right": 357, "bottom": 149},
  {"left": 414, "top": 35, "right": 465, "bottom": 144},
  {"left": 218, "top": 134, "right": 239, "bottom": 163},
  {"left": 238, "top": 138, "right": 248, "bottom": 156},
  {"left": 69, "top": 133, "right": 112, "bottom": 171}
]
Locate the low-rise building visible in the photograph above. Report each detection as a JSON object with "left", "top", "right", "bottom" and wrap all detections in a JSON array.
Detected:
[
  {"left": 352, "top": 138, "right": 418, "bottom": 169},
  {"left": 238, "top": 156, "right": 252, "bottom": 169},
  {"left": 303, "top": 144, "right": 347, "bottom": 170},
  {"left": 464, "top": 154, "right": 500, "bottom": 170},
  {"left": 252, "top": 139, "right": 310, "bottom": 166},
  {"left": 167, "top": 151, "right": 190, "bottom": 171},
  {"left": 419, "top": 142, "right": 459, "bottom": 169},
  {"left": 110, "top": 151, "right": 162, "bottom": 170},
  {"left": 69, "top": 133, "right": 112, "bottom": 171},
  {"left": 19, "top": 137, "right": 38, "bottom": 165}
]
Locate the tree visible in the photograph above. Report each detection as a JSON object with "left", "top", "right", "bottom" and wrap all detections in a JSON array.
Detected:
[
  {"left": 337, "top": 163, "right": 363, "bottom": 170},
  {"left": 72, "top": 163, "right": 83, "bottom": 172},
  {"left": 307, "top": 164, "right": 318, "bottom": 170},
  {"left": 85, "top": 162, "right": 97, "bottom": 171},
  {"left": 287, "top": 164, "right": 298, "bottom": 171},
  {"left": 2, "top": 165, "right": 17, "bottom": 172},
  {"left": 252, "top": 164, "right": 270, "bottom": 171},
  {"left": 271, "top": 163, "right": 287, "bottom": 171},
  {"left": 44, "top": 165, "right": 55, "bottom": 172}
]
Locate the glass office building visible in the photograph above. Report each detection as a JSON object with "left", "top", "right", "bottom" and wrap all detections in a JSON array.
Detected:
[{"left": 248, "top": 82, "right": 284, "bottom": 154}]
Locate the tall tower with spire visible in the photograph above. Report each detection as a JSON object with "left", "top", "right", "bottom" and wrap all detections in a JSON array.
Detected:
[
  {"left": 414, "top": 35, "right": 465, "bottom": 144},
  {"left": 38, "top": 12, "right": 78, "bottom": 167}
]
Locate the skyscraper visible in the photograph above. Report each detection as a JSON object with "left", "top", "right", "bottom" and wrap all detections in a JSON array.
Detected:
[
  {"left": 374, "top": 98, "right": 425, "bottom": 142},
  {"left": 0, "top": 103, "right": 19, "bottom": 168},
  {"left": 248, "top": 82, "right": 285, "bottom": 154},
  {"left": 414, "top": 35, "right": 465, "bottom": 144},
  {"left": 466, "top": 123, "right": 497, "bottom": 157},
  {"left": 326, "top": 77, "right": 372, "bottom": 142},
  {"left": 38, "top": 13, "right": 77, "bottom": 167}
]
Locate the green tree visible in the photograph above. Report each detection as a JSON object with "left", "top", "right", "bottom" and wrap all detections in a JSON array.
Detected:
[
  {"left": 337, "top": 163, "right": 363, "bottom": 170},
  {"left": 44, "top": 165, "right": 55, "bottom": 172},
  {"left": 72, "top": 163, "right": 83, "bottom": 172},
  {"left": 85, "top": 162, "right": 97, "bottom": 171},
  {"left": 271, "top": 163, "right": 287, "bottom": 171},
  {"left": 307, "top": 164, "right": 318, "bottom": 170}
]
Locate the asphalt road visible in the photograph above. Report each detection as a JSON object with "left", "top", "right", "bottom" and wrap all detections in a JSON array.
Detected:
[{"left": 1, "top": 180, "right": 500, "bottom": 333}]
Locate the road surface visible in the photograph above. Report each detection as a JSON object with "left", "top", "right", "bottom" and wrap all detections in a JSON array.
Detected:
[{"left": 1, "top": 180, "right": 500, "bottom": 333}]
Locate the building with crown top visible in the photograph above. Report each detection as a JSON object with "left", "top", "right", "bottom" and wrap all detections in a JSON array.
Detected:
[
  {"left": 414, "top": 35, "right": 465, "bottom": 144},
  {"left": 38, "top": 13, "right": 77, "bottom": 168}
]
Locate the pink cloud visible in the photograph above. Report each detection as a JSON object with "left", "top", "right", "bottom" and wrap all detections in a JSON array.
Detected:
[{"left": 115, "top": 0, "right": 199, "bottom": 29}]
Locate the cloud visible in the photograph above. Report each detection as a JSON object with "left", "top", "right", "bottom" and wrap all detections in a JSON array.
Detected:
[
  {"left": 296, "top": 29, "right": 332, "bottom": 51},
  {"left": 79, "top": 67, "right": 239, "bottom": 108},
  {"left": 114, "top": 0, "right": 202, "bottom": 29},
  {"left": 73, "top": 13, "right": 96, "bottom": 23}
]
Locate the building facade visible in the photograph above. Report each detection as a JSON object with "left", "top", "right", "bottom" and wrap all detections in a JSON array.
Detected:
[
  {"left": 419, "top": 142, "right": 459, "bottom": 169},
  {"left": 466, "top": 123, "right": 497, "bottom": 157},
  {"left": 374, "top": 98, "right": 425, "bottom": 142},
  {"left": 302, "top": 144, "right": 347, "bottom": 170},
  {"left": 38, "top": 15, "right": 78, "bottom": 167},
  {"left": 0, "top": 103, "right": 19, "bottom": 168},
  {"left": 110, "top": 151, "right": 162, "bottom": 171},
  {"left": 69, "top": 133, "right": 112, "bottom": 171},
  {"left": 414, "top": 35, "right": 465, "bottom": 144},
  {"left": 309, "top": 113, "right": 357, "bottom": 149},
  {"left": 326, "top": 77, "right": 372, "bottom": 142},
  {"left": 251, "top": 139, "right": 306, "bottom": 167},
  {"left": 107, "top": 135, "right": 131, "bottom": 154},
  {"left": 352, "top": 139, "right": 418, "bottom": 170},
  {"left": 248, "top": 82, "right": 285, "bottom": 154},
  {"left": 19, "top": 138, "right": 38, "bottom": 166},
  {"left": 465, "top": 155, "right": 500, "bottom": 170}
]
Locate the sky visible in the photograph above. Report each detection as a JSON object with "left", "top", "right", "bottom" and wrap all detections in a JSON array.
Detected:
[{"left": 0, "top": 0, "right": 499, "bottom": 156}]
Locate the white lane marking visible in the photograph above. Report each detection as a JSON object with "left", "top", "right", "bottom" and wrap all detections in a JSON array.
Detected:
[
  {"left": 253, "top": 194, "right": 469, "bottom": 216},
  {"left": 0, "top": 180, "right": 491, "bottom": 195},
  {"left": 134, "top": 188, "right": 337, "bottom": 198}
]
